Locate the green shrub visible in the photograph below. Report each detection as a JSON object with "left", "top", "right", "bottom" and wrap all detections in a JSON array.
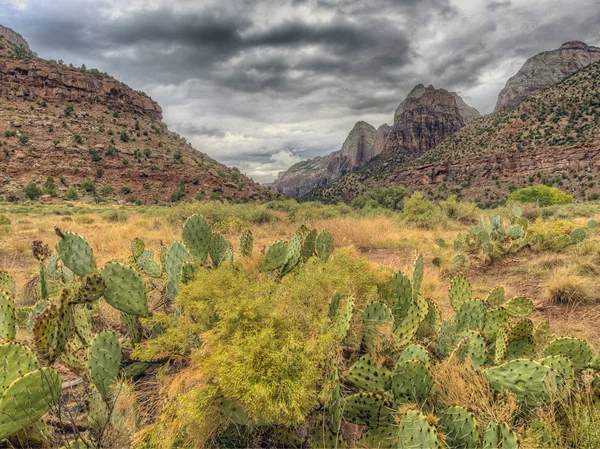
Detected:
[
  {"left": 0, "top": 214, "right": 10, "bottom": 225},
  {"left": 23, "top": 181, "right": 42, "bottom": 200},
  {"left": 65, "top": 187, "right": 79, "bottom": 201},
  {"left": 403, "top": 192, "right": 444, "bottom": 228},
  {"left": 80, "top": 180, "right": 95, "bottom": 193},
  {"left": 508, "top": 185, "right": 573, "bottom": 207},
  {"left": 351, "top": 186, "right": 407, "bottom": 211},
  {"left": 44, "top": 176, "right": 57, "bottom": 196}
]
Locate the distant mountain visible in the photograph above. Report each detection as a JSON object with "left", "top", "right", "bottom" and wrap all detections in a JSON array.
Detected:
[
  {"left": 272, "top": 84, "right": 479, "bottom": 197},
  {"left": 313, "top": 58, "right": 600, "bottom": 205},
  {"left": 0, "top": 28, "right": 277, "bottom": 203},
  {"left": 494, "top": 41, "right": 600, "bottom": 112}
]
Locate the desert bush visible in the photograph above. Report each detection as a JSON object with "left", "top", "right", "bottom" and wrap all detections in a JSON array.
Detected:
[
  {"left": 64, "top": 187, "right": 79, "bottom": 200},
  {"left": 508, "top": 184, "right": 574, "bottom": 206},
  {"left": 351, "top": 186, "right": 407, "bottom": 211},
  {"left": 439, "top": 195, "right": 479, "bottom": 225},
  {"left": 403, "top": 192, "right": 444, "bottom": 229},
  {"left": 23, "top": 181, "right": 42, "bottom": 200}
]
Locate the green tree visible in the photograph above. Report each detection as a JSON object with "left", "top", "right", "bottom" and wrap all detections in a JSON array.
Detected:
[
  {"left": 23, "top": 181, "right": 42, "bottom": 200},
  {"left": 65, "top": 187, "right": 79, "bottom": 201},
  {"left": 43, "top": 176, "right": 57, "bottom": 196},
  {"left": 508, "top": 185, "right": 573, "bottom": 207},
  {"left": 351, "top": 186, "right": 407, "bottom": 211}
]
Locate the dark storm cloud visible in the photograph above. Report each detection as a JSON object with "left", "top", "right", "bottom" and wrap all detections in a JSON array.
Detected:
[{"left": 2, "top": 0, "right": 600, "bottom": 182}]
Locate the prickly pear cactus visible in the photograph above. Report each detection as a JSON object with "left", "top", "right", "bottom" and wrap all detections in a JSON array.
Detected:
[
  {"left": 483, "top": 307, "right": 509, "bottom": 341},
  {"left": 101, "top": 262, "right": 148, "bottom": 317},
  {"left": 346, "top": 353, "right": 391, "bottom": 393},
  {"left": 532, "top": 320, "right": 551, "bottom": 353},
  {"left": 391, "top": 359, "right": 433, "bottom": 404},
  {"left": 281, "top": 233, "right": 302, "bottom": 276},
  {"left": 33, "top": 301, "right": 72, "bottom": 363},
  {"left": 503, "top": 296, "right": 534, "bottom": 318},
  {"left": 397, "top": 344, "right": 431, "bottom": 366},
  {"left": 0, "top": 272, "right": 15, "bottom": 296},
  {"left": 70, "top": 274, "right": 105, "bottom": 304},
  {"left": 239, "top": 230, "right": 253, "bottom": 257},
  {"left": 484, "top": 359, "right": 556, "bottom": 405},
  {"left": 264, "top": 241, "right": 288, "bottom": 272},
  {"left": 454, "top": 299, "right": 485, "bottom": 333},
  {"left": 362, "top": 302, "right": 394, "bottom": 352},
  {"left": 0, "top": 291, "right": 15, "bottom": 341},
  {"left": 130, "top": 238, "right": 145, "bottom": 260},
  {"left": 417, "top": 299, "right": 441, "bottom": 339},
  {"left": 390, "top": 272, "right": 412, "bottom": 322},
  {"left": 121, "top": 312, "right": 143, "bottom": 344},
  {"left": 137, "top": 250, "right": 162, "bottom": 278},
  {"left": 315, "top": 230, "right": 334, "bottom": 261},
  {"left": 331, "top": 296, "right": 353, "bottom": 341},
  {"left": 485, "top": 286, "right": 505, "bottom": 307},
  {"left": 452, "top": 331, "right": 487, "bottom": 370},
  {"left": 394, "top": 296, "right": 428, "bottom": 348},
  {"left": 342, "top": 392, "right": 393, "bottom": 427},
  {"left": 439, "top": 406, "right": 478, "bottom": 449},
  {"left": 397, "top": 410, "right": 441, "bottom": 449},
  {"left": 540, "top": 337, "right": 592, "bottom": 371},
  {"left": 87, "top": 331, "right": 122, "bottom": 397},
  {"left": 494, "top": 326, "right": 509, "bottom": 365},
  {"left": 209, "top": 233, "right": 232, "bottom": 268},
  {"left": 539, "top": 355, "right": 574, "bottom": 387},
  {"left": 482, "top": 421, "right": 499, "bottom": 449},
  {"left": 165, "top": 241, "right": 188, "bottom": 300},
  {"left": 437, "top": 320, "right": 458, "bottom": 359},
  {"left": 449, "top": 275, "right": 471, "bottom": 312},
  {"left": 57, "top": 232, "right": 97, "bottom": 276},
  {"left": 570, "top": 227, "right": 586, "bottom": 244},
  {"left": 301, "top": 229, "right": 317, "bottom": 262},
  {"left": 412, "top": 254, "right": 424, "bottom": 299},
  {"left": 500, "top": 422, "right": 519, "bottom": 449},
  {"left": 0, "top": 367, "right": 61, "bottom": 439},
  {"left": 0, "top": 343, "right": 39, "bottom": 395},
  {"left": 182, "top": 214, "right": 212, "bottom": 263}
]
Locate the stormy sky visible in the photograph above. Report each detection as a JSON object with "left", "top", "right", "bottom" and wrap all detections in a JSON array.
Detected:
[{"left": 2, "top": 0, "right": 600, "bottom": 183}]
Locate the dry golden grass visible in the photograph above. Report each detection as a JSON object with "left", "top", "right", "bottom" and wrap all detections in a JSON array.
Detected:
[{"left": 543, "top": 266, "right": 597, "bottom": 305}]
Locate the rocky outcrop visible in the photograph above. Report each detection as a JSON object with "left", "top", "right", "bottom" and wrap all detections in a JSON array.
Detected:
[
  {"left": 272, "top": 121, "right": 376, "bottom": 197},
  {"left": 494, "top": 41, "right": 600, "bottom": 112},
  {"left": 383, "top": 84, "right": 480, "bottom": 160},
  {"left": 0, "top": 25, "right": 30, "bottom": 51},
  {"left": 0, "top": 58, "right": 162, "bottom": 119}
]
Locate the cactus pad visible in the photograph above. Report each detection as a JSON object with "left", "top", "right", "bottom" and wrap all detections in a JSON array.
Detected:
[
  {"left": 397, "top": 410, "right": 441, "bottom": 449},
  {"left": 58, "top": 232, "right": 97, "bottom": 276},
  {"left": 239, "top": 230, "right": 253, "bottom": 257},
  {"left": 540, "top": 337, "right": 592, "bottom": 371},
  {"left": 71, "top": 274, "right": 105, "bottom": 304},
  {"left": 391, "top": 359, "right": 433, "bottom": 404},
  {"left": 362, "top": 302, "right": 394, "bottom": 352},
  {"left": 503, "top": 296, "right": 534, "bottom": 318},
  {"left": 0, "top": 343, "right": 39, "bottom": 395},
  {"left": 137, "top": 250, "right": 162, "bottom": 278},
  {"left": 483, "top": 421, "right": 499, "bottom": 449},
  {"left": 0, "top": 367, "right": 61, "bottom": 439},
  {"left": 484, "top": 359, "right": 556, "bottom": 405},
  {"left": 209, "top": 233, "right": 232, "bottom": 268},
  {"left": 331, "top": 296, "right": 353, "bottom": 341},
  {"left": 0, "top": 291, "right": 15, "bottom": 341},
  {"left": 485, "top": 286, "right": 505, "bottom": 307},
  {"left": 281, "top": 234, "right": 302, "bottom": 276},
  {"left": 483, "top": 307, "right": 509, "bottom": 341},
  {"left": 301, "top": 229, "right": 317, "bottom": 261},
  {"left": 390, "top": 272, "right": 412, "bottom": 322},
  {"left": 0, "top": 272, "right": 15, "bottom": 297},
  {"left": 454, "top": 299, "right": 485, "bottom": 333},
  {"left": 87, "top": 331, "right": 122, "bottom": 397},
  {"left": 494, "top": 326, "right": 509, "bottom": 365},
  {"left": 315, "top": 230, "right": 334, "bottom": 261},
  {"left": 165, "top": 241, "right": 188, "bottom": 300},
  {"left": 263, "top": 241, "right": 288, "bottom": 272},
  {"left": 342, "top": 392, "right": 393, "bottom": 427},
  {"left": 449, "top": 275, "right": 471, "bottom": 311},
  {"left": 439, "top": 406, "right": 478, "bottom": 449},
  {"left": 182, "top": 215, "right": 212, "bottom": 262},
  {"left": 101, "top": 262, "right": 148, "bottom": 317},
  {"left": 412, "top": 254, "right": 424, "bottom": 298},
  {"left": 398, "top": 344, "right": 431, "bottom": 366},
  {"left": 452, "top": 331, "right": 487, "bottom": 370},
  {"left": 437, "top": 320, "right": 458, "bottom": 359},
  {"left": 346, "top": 353, "right": 391, "bottom": 393},
  {"left": 130, "top": 238, "right": 145, "bottom": 260}
]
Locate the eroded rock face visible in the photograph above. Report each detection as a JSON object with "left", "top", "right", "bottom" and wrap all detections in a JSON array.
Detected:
[
  {"left": 0, "top": 58, "right": 162, "bottom": 119},
  {"left": 0, "top": 25, "right": 30, "bottom": 51},
  {"left": 271, "top": 121, "right": 376, "bottom": 197},
  {"left": 383, "top": 84, "right": 480, "bottom": 159},
  {"left": 272, "top": 84, "right": 479, "bottom": 198},
  {"left": 494, "top": 41, "right": 600, "bottom": 112}
]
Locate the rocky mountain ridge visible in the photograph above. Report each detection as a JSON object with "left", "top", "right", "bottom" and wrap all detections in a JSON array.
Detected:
[
  {"left": 494, "top": 40, "right": 600, "bottom": 112},
  {"left": 0, "top": 31, "right": 277, "bottom": 203},
  {"left": 272, "top": 84, "right": 479, "bottom": 197},
  {"left": 313, "top": 59, "right": 600, "bottom": 205}
]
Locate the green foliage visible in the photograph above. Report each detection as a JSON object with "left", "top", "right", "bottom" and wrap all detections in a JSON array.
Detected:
[
  {"left": 350, "top": 186, "right": 407, "bottom": 210},
  {"left": 23, "top": 181, "right": 42, "bottom": 200},
  {"left": 403, "top": 192, "right": 444, "bottom": 229},
  {"left": 508, "top": 185, "right": 574, "bottom": 206}
]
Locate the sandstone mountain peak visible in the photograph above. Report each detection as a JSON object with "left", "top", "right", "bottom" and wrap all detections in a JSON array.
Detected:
[
  {"left": 272, "top": 84, "right": 479, "bottom": 197},
  {"left": 494, "top": 40, "right": 600, "bottom": 111}
]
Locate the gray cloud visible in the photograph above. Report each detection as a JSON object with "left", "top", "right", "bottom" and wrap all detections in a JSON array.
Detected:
[{"left": 2, "top": 0, "right": 600, "bottom": 182}]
